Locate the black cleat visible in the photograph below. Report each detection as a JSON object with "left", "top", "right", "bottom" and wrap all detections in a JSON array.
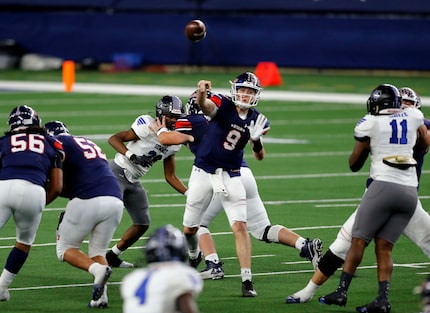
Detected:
[
  {"left": 242, "top": 280, "right": 257, "bottom": 297},
  {"left": 319, "top": 289, "right": 347, "bottom": 306},
  {"left": 356, "top": 299, "right": 391, "bottom": 313}
]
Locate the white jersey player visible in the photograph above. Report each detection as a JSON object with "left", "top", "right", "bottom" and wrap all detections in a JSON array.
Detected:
[
  {"left": 287, "top": 86, "right": 430, "bottom": 305},
  {"left": 121, "top": 225, "right": 203, "bottom": 313},
  {"left": 317, "top": 84, "right": 430, "bottom": 312},
  {"left": 106, "top": 95, "right": 192, "bottom": 268}
]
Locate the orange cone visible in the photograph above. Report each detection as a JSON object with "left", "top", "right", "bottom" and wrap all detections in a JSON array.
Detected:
[
  {"left": 255, "top": 62, "right": 282, "bottom": 87},
  {"left": 62, "top": 60, "right": 75, "bottom": 92}
]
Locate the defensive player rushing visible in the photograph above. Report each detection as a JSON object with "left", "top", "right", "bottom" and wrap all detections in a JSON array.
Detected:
[
  {"left": 180, "top": 72, "right": 271, "bottom": 297},
  {"left": 153, "top": 91, "right": 323, "bottom": 280},
  {"left": 0, "top": 105, "right": 63, "bottom": 301},
  {"left": 317, "top": 84, "right": 430, "bottom": 313},
  {"left": 45, "top": 121, "right": 124, "bottom": 308},
  {"left": 106, "top": 95, "right": 193, "bottom": 268},
  {"left": 121, "top": 224, "right": 203, "bottom": 313},
  {"left": 286, "top": 86, "right": 430, "bottom": 306}
]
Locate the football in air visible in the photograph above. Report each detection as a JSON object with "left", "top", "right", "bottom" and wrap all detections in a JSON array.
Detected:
[{"left": 184, "top": 19, "right": 207, "bottom": 42}]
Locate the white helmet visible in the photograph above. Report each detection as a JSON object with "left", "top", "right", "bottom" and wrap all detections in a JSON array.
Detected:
[{"left": 399, "top": 87, "right": 421, "bottom": 109}]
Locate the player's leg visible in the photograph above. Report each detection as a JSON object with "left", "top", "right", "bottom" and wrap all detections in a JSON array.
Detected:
[
  {"left": 222, "top": 174, "right": 256, "bottom": 297},
  {"left": 0, "top": 181, "right": 44, "bottom": 301},
  {"left": 183, "top": 166, "right": 213, "bottom": 266},
  {"left": 403, "top": 199, "right": 430, "bottom": 258},
  {"left": 286, "top": 210, "right": 357, "bottom": 304},
  {"left": 107, "top": 161, "right": 148, "bottom": 268},
  {"left": 197, "top": 192, "right": 225, "bottom": 279},
  {"left": 242, "top": 166, "right": 322, "bottom": 269}
]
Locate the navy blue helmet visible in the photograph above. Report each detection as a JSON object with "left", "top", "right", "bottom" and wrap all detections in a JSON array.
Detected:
[
  {"left": 8, "top": 105, "right": 41, "bottom": 131},
  {"left": 145, "top": 224, "right": 188, "bottom": 263},
  {"left": 230, "top": 72, "right": 262, "bottom": 109},
  {"left": 44, "top": 120, "right": 69, "bottom": 136}
]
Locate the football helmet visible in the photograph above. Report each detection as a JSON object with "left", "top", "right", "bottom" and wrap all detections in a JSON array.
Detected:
[
  {"left": 230, "top": 72, "right": 262, "bottom": 109},
  {"left": 399, "top": 87, "right": 421, "bottom": 109},
  {"left": 8, "top": 105, "right": 41, "bottom": 131},
  {"left": 185, "top": 90, "right": 213, "bottom": 115},
  {"left": 145, "top": 224, "right": 187, "bottom": 264},
  {"left": 155, "top": 95, "right": 185, "bottom": 119},
  {"left": 366, "top": 84, "right": 402, "bottom": 115},
  {"left": 44, "top": 120, "right": 69, "bottom": 136}
]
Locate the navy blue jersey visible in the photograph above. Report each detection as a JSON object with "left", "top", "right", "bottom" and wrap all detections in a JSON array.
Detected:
[
  {"left": 0, "top": 131, "right": 62, "bottom": 186},
  {"left": 175, "top": 114, "right": 250, "bottom": 169},
  {"left": 414, "top": 118, "right": 430, "bottom": 182},
  {"left": 56, "top": 134, "right": 122, "bottom": 200},
  {"left": 175, "top": 114, "right": 209, "bottom": 155},
  {"left": 194, "top": 94, "right": 262, "bottom": 174}
]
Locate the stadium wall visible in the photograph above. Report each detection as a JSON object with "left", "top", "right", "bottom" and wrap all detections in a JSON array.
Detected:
[{"left": 0, "top": 0, "right": 429, "bottom": 70}]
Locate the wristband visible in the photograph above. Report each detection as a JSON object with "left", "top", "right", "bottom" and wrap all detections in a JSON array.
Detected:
[
  {"left": 251, "top": 139, "right": 263, "bottom": 153},
  {"left": 125, "top": 150, "right": 133, "bottom": 159},
  {"left": 157, "top": 127, "right": 169, "bottom": 136}
]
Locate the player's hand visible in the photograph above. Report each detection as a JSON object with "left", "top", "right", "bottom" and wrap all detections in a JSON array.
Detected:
[
  {"left": 197, "top": 80, "right": 211, "bottom": 92},
  {"left": 129, "top": 154, "right": 153, "bottom": 167},
  {"left": 249, "top": 114, "right": 270, "bottom": 141},
  {"left": 149, "top": 116, "right": 167, "bottom": 134}
]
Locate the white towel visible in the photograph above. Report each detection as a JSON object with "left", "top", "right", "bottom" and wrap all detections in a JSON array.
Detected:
[{"left": 209, "top": 168, "right": 228, "bottom": 196}]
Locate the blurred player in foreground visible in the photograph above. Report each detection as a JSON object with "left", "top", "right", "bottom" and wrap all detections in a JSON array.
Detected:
[
  {"left": 0, "top": 105, "right": 63, "bottom": 301},
  {"left": 106, "top": 95, "right": 192, "bottom": 268},
  {"left": 45, "top": 121, "right": 123, "bottom": 308},
  {"left": 317, "top": 84, "right": 430, "bottom": 313},
  {"left": 121, "top": 224, "right": 203, "bottom": 313},
  {"left": 286, "top": 86, "right": 430, "bottom": 306}
]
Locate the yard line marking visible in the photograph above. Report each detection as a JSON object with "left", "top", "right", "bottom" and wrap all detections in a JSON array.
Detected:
[{"left": 7, "top": 261, "right": 430, "bottom": 292}]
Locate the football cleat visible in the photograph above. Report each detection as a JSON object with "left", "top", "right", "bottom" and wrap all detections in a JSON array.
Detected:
[
  {"left": 300, "top": 238, "right": 323, "bottom": 270},
  {"left": 189, "top": 251, "right": 203, "bottom": 269},
  {"left": 285, "top": 295, "right": 301, "bottom": 304},
  {"left": 242, "top": 280, "right": 257, "bottom": 297},
  {"left": 0, "top": 288, "right": 10, "bottom": 301},
  {"left": 106, "top": 251, "right": 134, "bottom": 268},
  {"left": 355, "top": 299, "right": 391, "bottom": 313},
  {"left": 319, "top": 289, "right": 347, "bottom": 306},
  {"left": 92, "top": 265, "right": 112, "bottom": 301},
  {"left": 88, "top": 285, "right": 108, "bottom": 309},
  {"left": 200, "top": 260, "right": 224, "bottom": 280}
]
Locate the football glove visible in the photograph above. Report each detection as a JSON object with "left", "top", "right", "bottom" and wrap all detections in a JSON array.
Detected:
[
  {"left": 129, "top": 154, "right": 153, "bottom": 167},
  {"left": 249, "top": 114, "right": 270, "bottom": 141}
]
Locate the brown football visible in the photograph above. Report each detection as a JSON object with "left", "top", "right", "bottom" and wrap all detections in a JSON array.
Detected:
[{"left": 184, "top": 19, "right": 207, "bottom": 42}]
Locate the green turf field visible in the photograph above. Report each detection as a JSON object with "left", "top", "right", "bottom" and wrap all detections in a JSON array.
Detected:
[{"left": 0, "top": 69, "right": 429, "bottom": 312}]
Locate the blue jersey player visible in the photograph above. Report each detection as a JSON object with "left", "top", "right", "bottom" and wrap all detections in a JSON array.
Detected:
[
  {"left": 45, "top": 121, "right": 123, "bottom": 308},
  {"left": 181, "top": 72, "right": 270, "bottom": 297},
  {"left": 155, "top": 92, "right": 323, "bottom": 281},
  {"left": 0, "top": 105, "right": 63, "bottom": 301}
]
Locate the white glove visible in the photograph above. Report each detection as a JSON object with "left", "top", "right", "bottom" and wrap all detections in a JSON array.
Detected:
[{"left": 249, "top": 114, "right": 270, "bottom": 141}]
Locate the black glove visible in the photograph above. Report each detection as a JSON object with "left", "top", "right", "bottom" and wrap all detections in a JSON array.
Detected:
[
  {"left": 53, "top": 150, "right": 64, "bottom": 169},
  {"left": 129, "top": 154, "right": 154, "bottom": 167}
]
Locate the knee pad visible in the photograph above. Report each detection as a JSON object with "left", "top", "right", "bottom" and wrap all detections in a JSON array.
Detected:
[
  {"left": 197, "top": 226, "right": 210, "bottom": 239},
  {"left": 261, "top": 225, "right": 283, "bottom": 243},
  {"left": 318, "top": 249, "right": 344, "bottom": 277}
]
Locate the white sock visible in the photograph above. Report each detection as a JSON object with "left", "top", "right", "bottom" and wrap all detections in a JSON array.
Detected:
[
  {"left": 111, "top": 245, "right": 122, "bottom": 256},
  {"left": 295, "top": 237, "right": 306, "bottom": 250},
  {"left": 241, "top": 268, "right": 252, "bottom": 282},
  {"left": 205, "top": 253, "right": 219, "bottom": 264},
  {"left": 292, "top": 280, "right": 320, "bottom": 302},
  {"left": 0, "top": 269, "right": 16, "bottom": 288}
]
